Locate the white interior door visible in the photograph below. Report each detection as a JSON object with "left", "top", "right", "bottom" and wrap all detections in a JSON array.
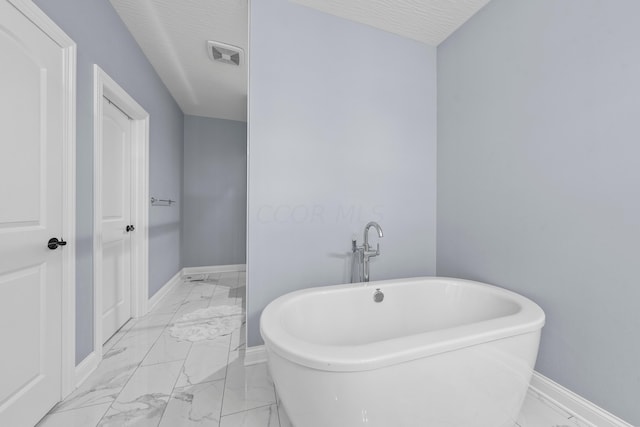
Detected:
[
  {"left": 101, "top": 98, "right": 133, "bottom": 342},
  {"left": 0, "top": 1, "right": 65, "bottom": 425}
]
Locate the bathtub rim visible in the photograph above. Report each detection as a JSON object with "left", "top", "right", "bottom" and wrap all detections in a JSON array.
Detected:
[{"left": 260, "top": 276, "right": 545, "bottom": 372}]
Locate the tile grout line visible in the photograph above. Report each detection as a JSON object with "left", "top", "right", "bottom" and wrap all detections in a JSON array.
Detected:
[
  {"left": 158, "top": 276, "right": 218, "bottom": 426},
  {"left": 52, "top": 274, "right": 251, "bottom": 426},
  {"left": 162, "top": 280, "right": 217, "bottom": 391},
  {"left": 223, "top": 274, "right": 273, "bottom": 425},
  {"left": 36, "top": 401, "right": 114, "bottom": 427},
  {"left": 232, "top": 274, "right": 278, "bottom": 425},
  {"left": 155, "top": 341, "right": 192, "bottom": 426},
  {"left": 157, "top": 275, "right": 226, "bottom": 426},
  {"left": 102, "top": 317, "right": 137, "bottom": 352},
  {"left": 217, "top": 274, "right": 240, "bottom": 424},
  {"left": 171, "top": 282, "right": 217, "bottom": 322},
  {"left": 52, "top": 303, "right": 183, "bottom": 419},
  {"left": 39, "top": 400, "right": 114, "bottom": 421},
  {"left": 149, "top": 279, "right": 211, "bottom": 426},
  {"left": 274, "top": 384, "right": 282, "bottom": 427},
  {"left": 95, "top": 280, "right": 195, "bottom": 426},
  {"left": 221, "top": 402, "right": 279, "bottom": 418}
]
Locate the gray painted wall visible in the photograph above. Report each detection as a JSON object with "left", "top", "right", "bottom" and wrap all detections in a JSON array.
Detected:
[
  {"left": 34, "top": 0, "right": 184, "bottom": 364},
  {"left": 437, "top": 0, "right": 640, "bottom": 423},
  {"left": 248, "top": 0, "right": 437, "bottom": 346},
  {"left": 183, "top": 116, "right": 247, "bottom": 267}
]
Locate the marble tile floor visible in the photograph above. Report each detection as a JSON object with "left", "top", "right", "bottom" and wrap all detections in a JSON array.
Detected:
[{"left": 37, "top": 272, "right": 587, "bottom": 427}]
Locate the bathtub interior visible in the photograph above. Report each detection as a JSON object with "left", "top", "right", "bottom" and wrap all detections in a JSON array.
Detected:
[{"left": 279, "top": 278, "right": 521, "bottom": 346}]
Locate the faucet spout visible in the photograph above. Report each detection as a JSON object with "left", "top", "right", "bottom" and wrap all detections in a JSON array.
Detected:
[
  {"left": 362, "top": 222, "right": 383, "bottom": 282},
  {"left": 366, "top": 221, "right": 384, "bottom": 238},
  {"left": 364, "top": 222, "right": 383, "bottom": 252}
]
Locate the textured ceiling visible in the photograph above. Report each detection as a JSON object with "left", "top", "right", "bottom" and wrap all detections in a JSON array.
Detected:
[
  {"left": 289, "top": 0, "right": 492, "bottom": 46},
  {"left": 110, "top": 0, "right": 248, "bottom": 122},
  {"left": 109, "top": 0, "right": 489, "bottom": 122}
]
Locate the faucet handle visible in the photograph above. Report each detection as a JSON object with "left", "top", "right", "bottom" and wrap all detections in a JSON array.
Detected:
[{"left": 364, "top": 243, "right": 380, "bottom": 257}]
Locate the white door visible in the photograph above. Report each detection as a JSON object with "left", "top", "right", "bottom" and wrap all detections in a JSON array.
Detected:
[
  {"left": 0, "top": 1, "right": 65, "bottom": 426},
  {"left": 101, "top": 98, "right": 133, "bottom": 342}
]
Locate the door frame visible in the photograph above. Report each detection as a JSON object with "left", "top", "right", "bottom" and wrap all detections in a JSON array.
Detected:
[
  {"left": 92, "top": 65, "right": 149, "bottom": 366},
  {"left": 5, "top": 0, "right": 77, "bottom": 399}
]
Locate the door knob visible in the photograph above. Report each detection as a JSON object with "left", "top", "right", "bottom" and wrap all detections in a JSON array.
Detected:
[
  {"left": 48, "top": 237, "right": 67, "bottom": 250},
  {"left": 126, "top": 225, "right": 135, "bottom": 232}
]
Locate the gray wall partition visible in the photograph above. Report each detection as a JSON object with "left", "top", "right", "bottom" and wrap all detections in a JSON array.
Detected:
[
  {"left": 437, "top": 0, "right": 640, "bottom": 423},
  {"left": 248, "top": 0, "right": 438, "bottom": 347},
  {"left": 34, "top": 0, "right": 184, "bottom": 364},
  {"left": 183, "top": 116, "right": 247, "bottom": 268}
]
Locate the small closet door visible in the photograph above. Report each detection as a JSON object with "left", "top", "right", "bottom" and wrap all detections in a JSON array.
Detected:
[{"left": 101, "top": 97, "right": 133, "bottom": 341}]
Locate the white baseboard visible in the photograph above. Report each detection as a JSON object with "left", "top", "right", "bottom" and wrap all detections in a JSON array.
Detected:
[
  {"left": 530, "top": 372, "right": 633, "bottom": 427},
  {"left": 148, "top": 270, "right": 182, "bottom": 311},
  {"left": 74, "top": 351, "right": 99, "bottom": 389},
  {"left": 183, "top": 264, "right": 246, "bottom": 276},
  {"left": 149, "top": 265, "right": 246, "bottom": 312},
  {"left": 244, "top": 345, "right": 267, "bottom": 366}
]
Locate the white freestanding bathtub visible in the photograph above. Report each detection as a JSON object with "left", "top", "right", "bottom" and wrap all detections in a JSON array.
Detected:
[{"left": 260, "top": 277, "right": 545, "bottom": 427}]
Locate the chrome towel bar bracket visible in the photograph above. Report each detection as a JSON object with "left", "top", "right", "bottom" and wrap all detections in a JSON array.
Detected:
[{"left": 150, "top": 197, "right": 176, "bottom": 206}]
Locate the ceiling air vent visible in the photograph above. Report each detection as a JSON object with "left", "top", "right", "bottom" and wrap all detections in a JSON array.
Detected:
[{"left": 207, "top": 41, "right": 243, "bottom": 66}]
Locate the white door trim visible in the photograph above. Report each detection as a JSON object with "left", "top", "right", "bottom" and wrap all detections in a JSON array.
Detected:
[
  {"left": 6, "top": 0, "right": 78, "bottom": 400},
  {"left": 92, "top": 65, "right": 149, "bottom": 367}
]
